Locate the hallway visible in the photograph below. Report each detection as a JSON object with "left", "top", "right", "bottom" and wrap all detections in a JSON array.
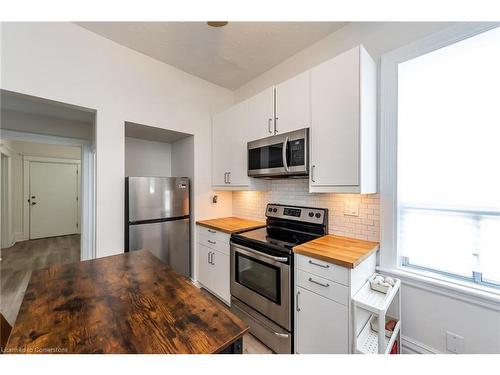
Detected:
[{"left": 0, "top": 234, "right": 80, "bottom": 325}]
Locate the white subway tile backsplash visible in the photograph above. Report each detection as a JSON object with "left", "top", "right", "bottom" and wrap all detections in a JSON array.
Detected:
[{"left": 232, "top": 179, "right": 380, "bottom": 242}]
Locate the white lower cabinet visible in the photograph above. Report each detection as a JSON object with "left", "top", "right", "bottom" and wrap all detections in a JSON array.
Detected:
[
  {"left": 296, "top": 286, "right": 348, "bottom": 354},
  {"left": 196, "top": 226, "right": 230, "bottom": 304},
  {"left": 294, "top": 253, "right": 376, "bottom": 354}
]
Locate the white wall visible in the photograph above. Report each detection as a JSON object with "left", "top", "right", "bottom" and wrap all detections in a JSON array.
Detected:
[
  {"left": 235, "top": 22, "right": 454, "bottom": 102},
  {"left": 171, "top": 135, "right": 195, "bottom": 274},
  {"left": 124, "top": 137, "right": 171, "bottom": 177},
  {"left": 1, "top": 108, "right": 93, "bottom": 140},
  {"left": 1, "top": 22, "right": 233, "bottom": 258}
]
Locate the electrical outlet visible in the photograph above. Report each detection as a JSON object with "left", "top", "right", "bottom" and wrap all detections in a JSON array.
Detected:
[
  {"left": 446, "top": 331, "right": 465, "bottom": 353},
  {"left": 344, "top": 200, "right": 359, "bottom": 217}
]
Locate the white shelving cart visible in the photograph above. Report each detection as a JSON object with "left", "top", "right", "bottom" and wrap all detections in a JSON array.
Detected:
[{"left": 352, "top": 277, "right": 402, "bottom": 354}]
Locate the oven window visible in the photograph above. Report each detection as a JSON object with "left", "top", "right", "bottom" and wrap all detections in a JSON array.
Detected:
[
  {"left": 235, "top": 252, "right": 281, "bottom": 304},
  {"left": 248, "top": 142, "right": 284, "bottom": 170}
]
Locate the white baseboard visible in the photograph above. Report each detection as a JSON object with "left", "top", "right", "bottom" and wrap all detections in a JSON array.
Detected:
[
  {"left": 402, "top": 335, "right": 443, "bottom": 354},
  {"left": 13, "top": 232, "right": 28, "bottom": 244}
]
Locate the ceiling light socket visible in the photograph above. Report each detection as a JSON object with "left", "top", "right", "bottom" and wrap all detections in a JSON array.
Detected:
[{"left": 207, "top": 21, "right": 228, "bottom": 28}]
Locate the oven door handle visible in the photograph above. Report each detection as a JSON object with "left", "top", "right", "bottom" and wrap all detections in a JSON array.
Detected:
[
  {"left": 282, "top": 136, "right": 290, "bottom": 172},
  {"left": 232, "top": 243, "right": 289, "bottom": 264}
]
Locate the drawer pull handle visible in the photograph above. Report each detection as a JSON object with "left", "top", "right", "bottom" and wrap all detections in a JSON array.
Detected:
[
  {"left": 208, "top": 229, "right": 216, "bottom": 233},
  {"left": 308, "top": 260, "right": 329, "bottom": 268},
  {"left": 207, "top": 240, "right": 216, "bottom": 244},
  {"left": 308, "top": 277, "right": 330, "bottom": 288},
  {"left": 296, "top": 291, "right": 300, "bottom": 312}
]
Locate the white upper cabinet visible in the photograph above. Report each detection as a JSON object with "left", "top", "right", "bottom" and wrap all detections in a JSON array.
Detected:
[
  {"left": 247, "top": 86, "right": 275, "bottom": 141},
  {"left": 212, "top": 100, "right": 268, "bottom": 190},
  {"left": 310, "top": 45, "right": 376, "bottom": 193},
  {"left": 275, "top": 71, "right": 311, "bottom": 134}
]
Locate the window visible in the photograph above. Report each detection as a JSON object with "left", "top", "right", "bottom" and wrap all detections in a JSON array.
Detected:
[{"left": 395, "top": 26, "right": 500, "bottom": 287}]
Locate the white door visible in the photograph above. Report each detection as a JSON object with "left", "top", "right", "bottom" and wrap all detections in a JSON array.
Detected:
[
  {"left": 296, "top": 286, "right": 348, "bottom": 354},
  {"left": 197, "top": 243, "right": 212, "bottom": 289},
  {"left": 30, "top": 161, "right": 79, "bottom": 239},
  {"left": 209, "top": 249, "right": 230, "bottom": 304},
  {"left": 275, "top": 71, "right": 311, "bottom": 134},
  {"left": 212, "top": 100, "right": 249, "bottom": 187},
  {"left": 247, "top": 86, "right": 275, "bottom": 140},
  {"left": 310, "top": 46, "right": 360, "bottom": 187}
]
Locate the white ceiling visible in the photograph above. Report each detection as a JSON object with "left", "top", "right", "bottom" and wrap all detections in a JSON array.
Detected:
[
  {"left": 1, "top": 90, "right": 95, "bottom": 123},
  {"left": 75, "top": 22, "right": 348, "bottom": 90},
  {"left": 125, "top": 122, "right": 191, "bottom": 143}
]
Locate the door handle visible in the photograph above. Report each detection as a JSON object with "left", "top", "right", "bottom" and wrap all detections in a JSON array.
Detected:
[
  {"left": 207, "top": 239, "right": 216, "bottom": 245},
  {"left": 311, "top": 165, "right": 316, "bottom": 183},
  {"left": 31, "top": 202, "right": 37, "bottom": 206},
  {"left": 224, "top": 172, "right": 228, "bottom": 184},
  {"left": 208, "top": 229, "right": 216, "bottom": 234},
  {"left": 227, "top": 172, "right": 231, "bottom": 184},
  {"left": 308, "top": 259, "right": 329, "bottom": 268},
  {"left": 308, "top": 277, "right": 330, "bottom": 288},
  {"left": 268, "top": 118, "right": 273, "bottom": 134},
  {"left": 282, "top": 136, "right": 290, "bottom": 172},
  {"left": 296, "top": 291, "right": 300, "bottom": 312},
  {"left": 208, "top": 251, "right": 211, "bottom": 264},
  {"left": 211, "top": 252, "right": 215, "bottom": 265}
]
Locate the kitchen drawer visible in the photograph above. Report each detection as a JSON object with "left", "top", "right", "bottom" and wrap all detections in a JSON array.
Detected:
[
  {"left": 197, "top": 225, "right": 230, "bottom": 241},
  {"left": 296, "top": 270, "right": 348, "bottom": 306},
  {"left": 296, "top": 254, "right": 349, "bottom": 286},
  {"left": 198, "top": 233, "right": 230, "bottom": 255}
]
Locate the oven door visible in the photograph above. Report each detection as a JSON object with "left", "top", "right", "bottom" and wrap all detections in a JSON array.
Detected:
[
  {"left": 230, "top": 242, "right": 291, "bottom": 330},
  {"left": 247, "top": 128, "right": 309, "bottom": 177}
]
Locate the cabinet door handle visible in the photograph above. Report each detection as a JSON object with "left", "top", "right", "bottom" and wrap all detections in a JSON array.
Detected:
[
  {"left": 308, "top": 259, "right": 329, "bottom": 268},
  {"left": 224, "top": 172, "right": 228, "bottom": 184},
  {"left": 311, "top": 165, "right": 316, "bottom": 183},
  {"left": 308, "top": 277, "right": 330, "bottom": 288},
  {"left": 268, "top": 118, "right": 273, "bottom": 134},
  {"left": 207, "top": 239, "right": 216, "bottom": 245},
  {"left": 208, "top": 229, "right": 216, "bottom": 234},
  {"left": 227, "top": 172, "right": 231, "bottom": 184},
  {"left": 208, "top": 251, "right": 211, "bottom": 264},
  {"left": 211, "top": 252, "right": 215, "bottom": 265},
  {"left": 296, "top": 291, "right": 300, "bottom": 312}
]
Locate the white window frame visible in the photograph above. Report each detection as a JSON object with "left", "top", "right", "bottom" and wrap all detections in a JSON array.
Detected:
[{"left": 378, "top": 22, "right": 500, "bottom": 306}]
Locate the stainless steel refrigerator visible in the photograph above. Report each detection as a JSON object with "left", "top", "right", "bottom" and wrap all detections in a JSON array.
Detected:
[{"left": 125, "top": 177, "right": 190, "bottom": 277}]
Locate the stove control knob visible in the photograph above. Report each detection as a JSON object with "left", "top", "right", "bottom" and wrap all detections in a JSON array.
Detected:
[
  {"left": 273, "top": 208, "right": 278, "bottom": 213},
  {"left": 315, "top": 213, "right": 321, "bottom": 218},
  {"left": 268, "top": 207, "right": 273, "bottom": 212},
  {"left": 308, "top": 212, "right": 314, "bottom": 217}
]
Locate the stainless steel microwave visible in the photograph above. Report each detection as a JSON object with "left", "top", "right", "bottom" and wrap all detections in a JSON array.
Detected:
[{"left": 247, "top": 128, "right": 309, "bottom": 178}]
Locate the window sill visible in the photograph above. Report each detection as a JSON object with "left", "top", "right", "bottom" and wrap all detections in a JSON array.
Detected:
[{"left": 377, "top": 266, "right": 500, "bottom": 311}]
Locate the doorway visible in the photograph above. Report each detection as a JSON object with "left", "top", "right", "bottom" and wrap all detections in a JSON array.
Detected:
[
  {"left": 0, "top": 90, "right": 96, "bottom": 325},
  {"left": 1, "top": 152, "right": 11, "bottom": 249}
]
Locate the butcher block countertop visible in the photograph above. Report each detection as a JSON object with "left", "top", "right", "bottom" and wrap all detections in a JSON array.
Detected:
[
  {"left": 293, "top": 235, "right": 379, "bottom": 269},
  {"left": 5, "top": 250, "right": 248, "bottom": 354},
  {"left": 196, "top": 216, "right": 265, "bottom": 234}
]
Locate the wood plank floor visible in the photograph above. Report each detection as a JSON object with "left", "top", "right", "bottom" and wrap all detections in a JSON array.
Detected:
[{"left": 0, "top": 234, "right": 80, "bottom": 325}]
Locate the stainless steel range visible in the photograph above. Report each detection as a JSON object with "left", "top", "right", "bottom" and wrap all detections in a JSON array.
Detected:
[{"left": 230, "top": 204, "right": 328, "bottom": 353}]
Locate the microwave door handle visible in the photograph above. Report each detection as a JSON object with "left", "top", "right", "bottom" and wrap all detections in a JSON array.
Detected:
[{"left": 282, "top": 136, "right": 290, "bottom": 172}]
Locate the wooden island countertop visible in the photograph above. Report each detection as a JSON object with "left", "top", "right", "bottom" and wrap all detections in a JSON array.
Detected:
[
  {"left": 293, "top": 235, "right": 379, "bottom": 269},
  {"left": 196, "top": 217, "right": 265, "bottom": 234},
  {"left": 5, "top": 250, "right": 248, "bottom": 354}
]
